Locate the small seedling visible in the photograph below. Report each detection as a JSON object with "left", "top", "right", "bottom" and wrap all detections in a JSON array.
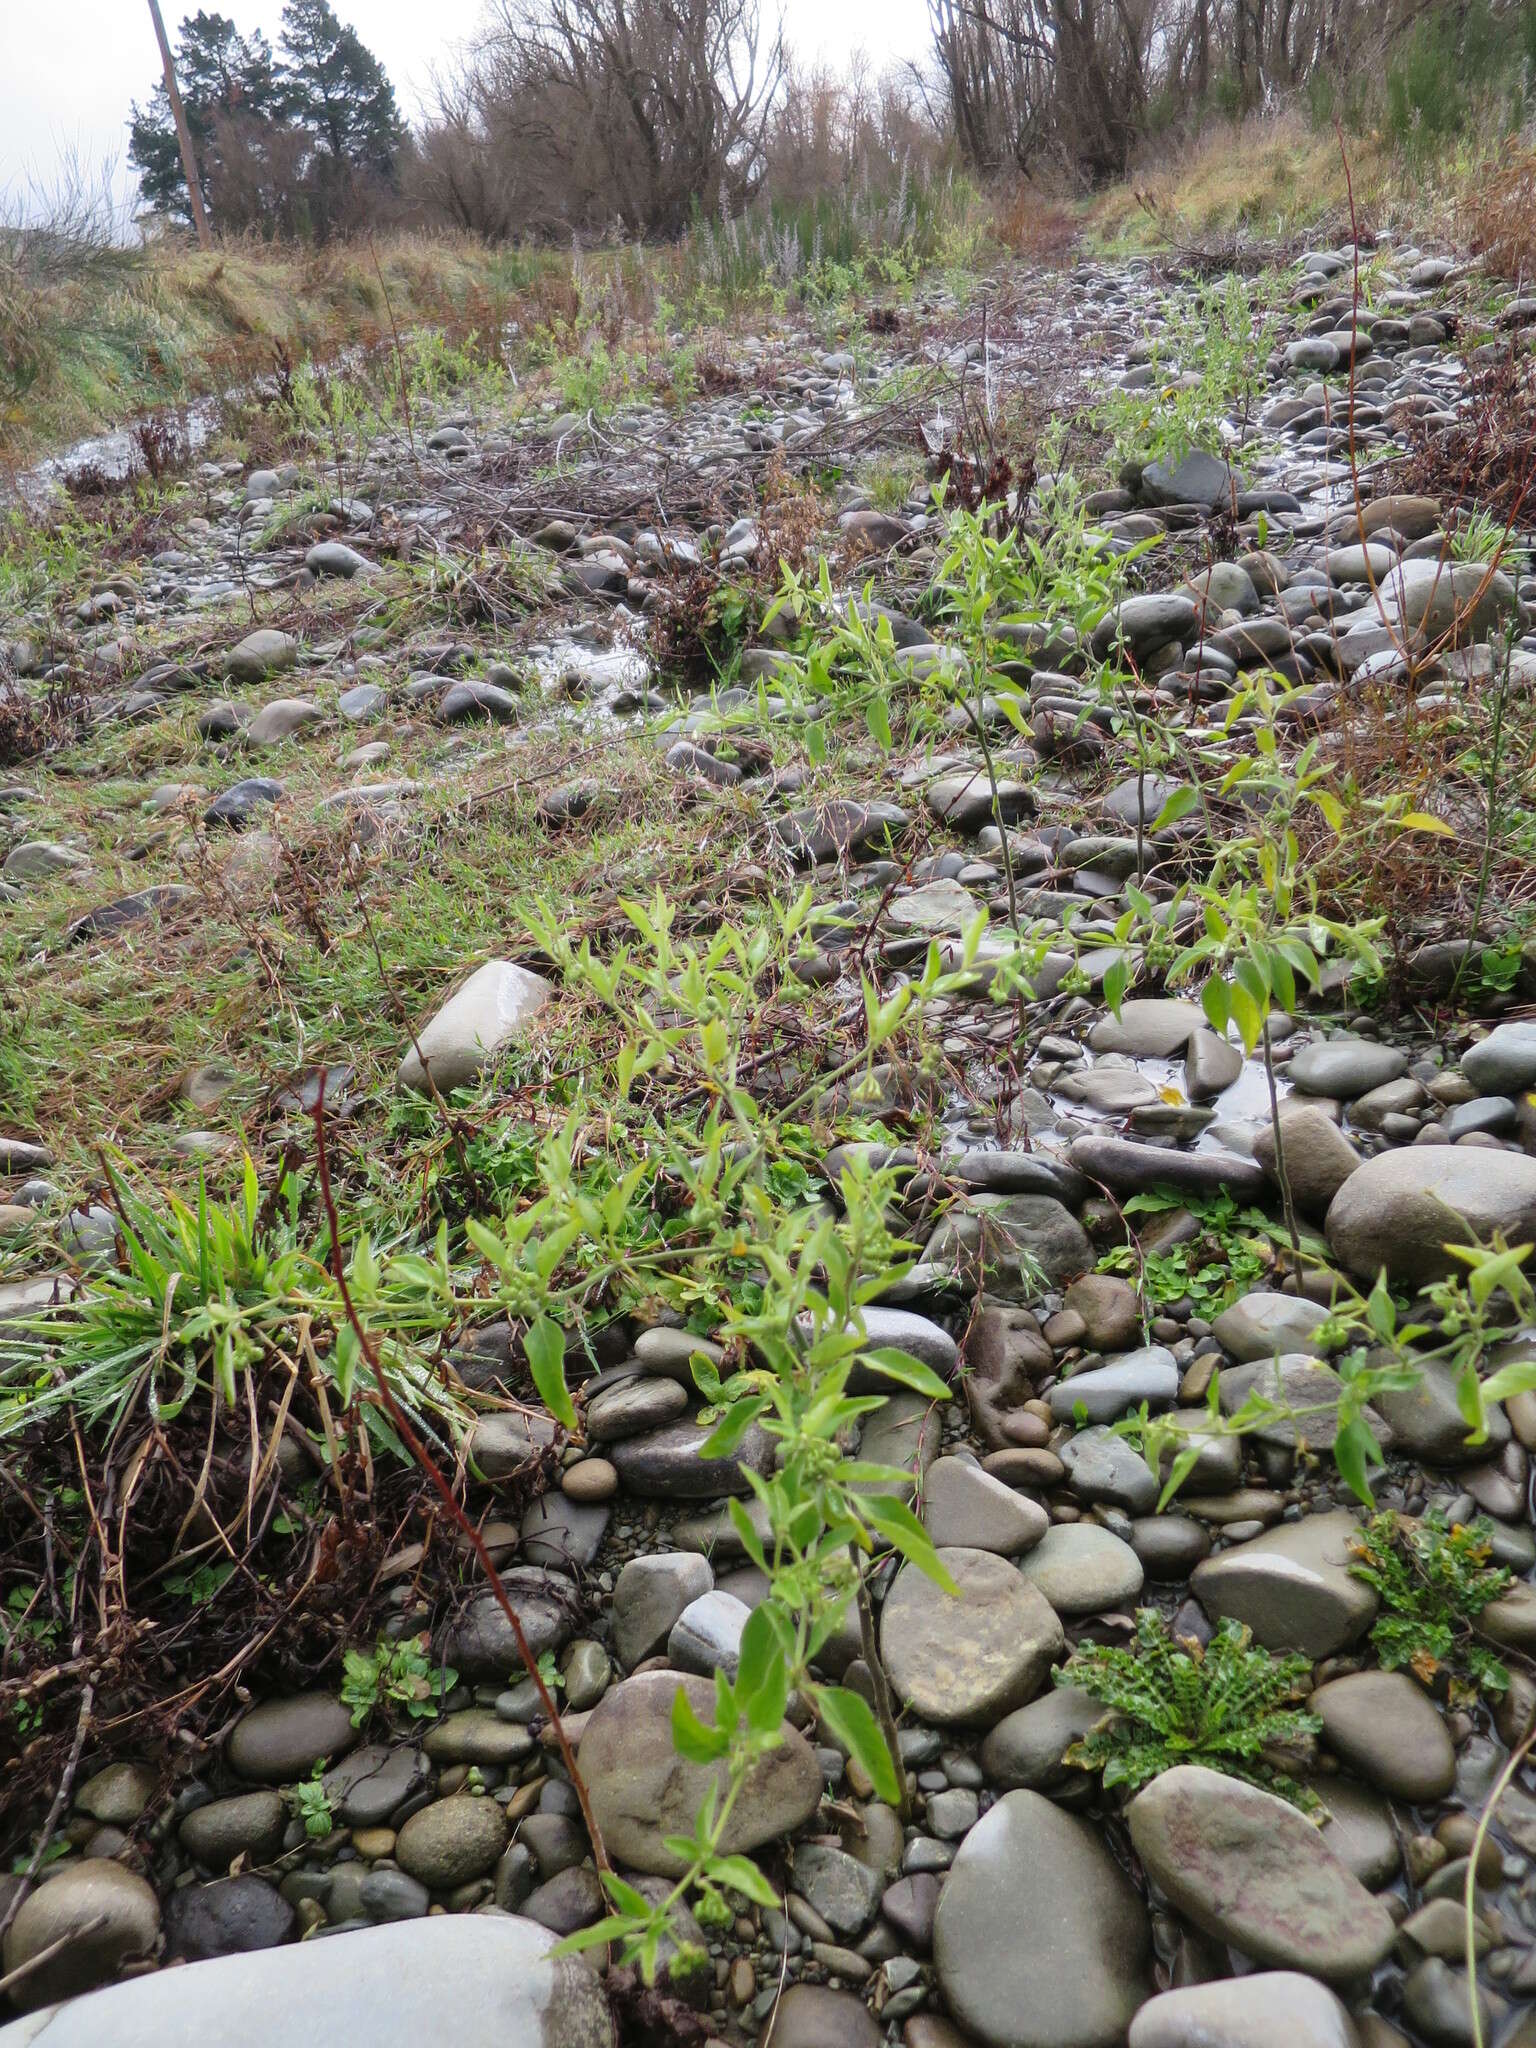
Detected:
[{"left": 341, "top": 1630, "right": 457, "bottom": 1728}]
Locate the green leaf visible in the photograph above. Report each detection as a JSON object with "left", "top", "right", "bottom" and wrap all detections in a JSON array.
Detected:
[
  {"left": 817, "top": 1684, "right": 901, "bottom": 1803},
  {"left": 1103, "top": 956, "right": 1129, "bottom": 1018},
  {"left": 1395, "top": 810, "right": 1454, "bottom": 835},
  {"left": 1152, "top": 785, "right": 1198, "bottom": 831},
  {"left": 671, "top": 1685, "right": 729, "bottom": 1763},
  {"left": 1201, "top": 977, "right": 1230, "bottom": 1036},
  {"left": 860, "top": 1346, "right": 951, "bottom": 1400},
  {"left": 698, "top": 1394, "right": 768, "bottom": 1459},
  {"left": 865, "top": 696, "right": 893, "bottom": 750},
  {"left": 860, "top": 1494, "right": 959, "bottom": 1592},
  {"left": 524, "top": 1317, "right": 576, "bottom": 1431},
  {"left": 707, "top": 1854, "right": 781, "bottom": 1910},
  {"left": 1333, "top": 1415, "right": 1384, "bottom": 1507}
]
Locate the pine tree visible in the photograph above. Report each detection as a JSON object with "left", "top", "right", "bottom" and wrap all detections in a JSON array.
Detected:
[
  {"left": 130, "top": 12, "right": 286, "bottom": 223},
  {"left": 278, "top": 0, "right": 405, "bottom": 182},
  {"left": 128, "top": 4, "right": 404, "bottom": 237}
]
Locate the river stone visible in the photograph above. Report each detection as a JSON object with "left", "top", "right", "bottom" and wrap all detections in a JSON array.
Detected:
[
  {"left": 756, "top": 1984, "right": 879, "bottom": 2048},
  {"left": 1089, "top": 999, "right": 1204, "bottom": 1057},
  {"left": 1218, "top": 1352, "right": 1384, "bottom": 1452},
  {"left": 244, "top": 698, "right": 323, "bottom": 747},
  {"left": 1141, "top": 449, "right": 1232, "bottom": 510},
  {"left": 1253, "top": 1106, "right": 1360, "bottom": 1219},
  {"left": 226, "top": 629, "right": 298, "bottom": 682},
  {"left": 394, "top": 1794, "right": 507, "bottom": 1888},
  {"left": 1068, "top": 1135, "right": 1266, "bottom": 1200},
  {"left": 1191, "top": 1510, "right": 1376, "bottom": 1655},
  {"left": 1018, "top": 1523, "right": 1144, "bottom": 1617},
  {"left": 444, "top": 1570, "right": 578, "bottom": 1678},
  {"left": 1463, "top": 1022, "right": 1536, "bottom": 1097},
  {"left": 609, "top": 1413, "right": 774, "bottom": 1497},
  {"left": 668, "top": 1589, "right": 751, "bottom": 1676},
  {"left": 1, "top": 1860, "right": 161, "bottom": 2011},
  {"left": 587, "top": 1375, "right": 688, "bottom": 1441},
  {"left": 612, "top": 1553, "right": 715, "bottom": 1668},
  {"left": 305, "top": 542, "right": 376, "bottom": 579},
  {"left": 978, "top": 1685, "right": 1105, "bottom": 1791},
  {"left": 1379, "top": 557, "right": 1520, "bottom": 643},
  {"left": 422, "top": 1709, "right": 536, "bottom": 1768},
  {"left": 1326, "top": 1149, "right": 1536, "bottom": 1282},
  {"left": 921, "top": 1457, "right": 1048, "bottom": 1554},
  {"left": 880, "top": 1547, "right": 1064, "bottom": 1726},
  {"left": 1047, "top": 1346, "right": 1178, "bottom": 1423},
  {"left": 521, "top": 1491, "right": 610, "bottom": 1570},
  {"left": 74, "top": 1761, "right": 157, "bottom": 1825},
  {"left": 1091, "top": 594, "right": 1199, "bottom": 658},
  {"left": 1371, "top": 1356, "right": 1509, "bottom": 1464},
  {"left": 181, "top": 1789, "right": 288, "bottom": 1867},
  {"left": 1318, "top": 1776, "right": 1401, "bottom": 1888},
  {"left": 790, "top": 1842, "right": 884, "bottom": 1936},
  {"left": 0, "top": 1913, "right": 615, "bottom": 2048},
  {"left": 1213, "top": 1291, "right": 1332, "bottom": 1361},
  {"left": 1311, "top": 1670, "right": 1456, "bottom": 1803},
  {"left": 163, "top": 1874, "right": 295, "bottom": 1961},
  {"left": 398, "top": 960, "right": 554, "bottom": 1093},
  {"left": 922, "top": 1193, "right": 1092, "bottom": 1292},
  {"left": 1059, "top": 1427, "right": 1160, "bottom": 1513},
  {"left": 1289, "top": 1038, "right": 1407, "bottom": 1100},
  {"left": 1063, "top": 1273, "right": 1141, "bottom": 1349},
  {"left": 1127, "top": 1766, "right": 1395, "bottom": 1980},
  {"left": 321, "top": 1742, "right": 431, "bottom": 1827},
  {"left": 933, "top": 1788, "right": 1152, "bottom": 2048},
  {"left": 579, "top": 1671, "right": 822, "bottom": 1876},
  {"left": 226, "top": 1693, "right": 357, "bottom": 1782},
  {"left": 1128, "top": 1972, "right": 1361, "bottom": 2048}
]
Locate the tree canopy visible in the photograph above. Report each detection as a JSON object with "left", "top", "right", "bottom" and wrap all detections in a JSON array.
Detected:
[{"left": 129, "top": 3, "right": 405, "bottom": 237}]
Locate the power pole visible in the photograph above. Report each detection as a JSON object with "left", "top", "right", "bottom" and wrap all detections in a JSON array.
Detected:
[{"left": 146, "top": 0, "right": 213, "bottom": 249}]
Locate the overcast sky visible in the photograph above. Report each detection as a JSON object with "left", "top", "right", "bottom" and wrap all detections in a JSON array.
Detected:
[{"left": 0, "top": 0, "right": 934, "bottom": 225}]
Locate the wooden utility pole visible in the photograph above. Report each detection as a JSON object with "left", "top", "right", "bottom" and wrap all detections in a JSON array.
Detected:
[{"left": 146, "top": 0, "right": 213, "bottom": 249}]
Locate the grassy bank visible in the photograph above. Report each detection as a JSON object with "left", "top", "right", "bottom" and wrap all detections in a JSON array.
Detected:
[{"left": 0, "top": 232, "right": 553, "bottom": 473}]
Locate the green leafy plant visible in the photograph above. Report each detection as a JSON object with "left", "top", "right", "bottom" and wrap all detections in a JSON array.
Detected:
[
  {"left": 288, "top": 1765, "right": 336, "bottom": 1840},
  {"left": 1058, "top": 1609, "right": 1323, "bottom": 1810},
  {"left": 1350, "top": 1510, "right": 1512, "bottom": 1702},
  {"left": 1098, "top": 1186, "right": 1303, "bottom": 1317},
  {"left": 341, "top": 1631, "right": 457, "bottom": 1729}
]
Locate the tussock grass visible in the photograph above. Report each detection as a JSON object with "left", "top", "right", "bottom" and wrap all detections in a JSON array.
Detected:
[{"left": 0, "top": 231, "right": 550, "bottom": 473}]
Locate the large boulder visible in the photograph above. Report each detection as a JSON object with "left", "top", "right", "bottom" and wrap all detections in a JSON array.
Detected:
[
  {"left": 1127, "top": 1767, "right": 1395, "bottom": 1982},
  {"left": 933, "top": 1788, "right": 1152, "bottom": 2048},
  {"left": 0, "top": 1914, "right": 614, "bottom": 2048},
  {"left": 1325, "top": 1148, "right": 1536, "bottom": 1282},
  {"left": 578, "top": 1671, "right": 821, "bottom": 1876}
]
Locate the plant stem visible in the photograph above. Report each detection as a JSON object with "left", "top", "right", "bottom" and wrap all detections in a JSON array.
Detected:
[
  {"left": 850, "top": 1544, "right": 909, "bottom": 1821},
  {"left": 1261, "top": 1015, "right": 1302, "bottom": 1262},
  {"left": 1452, "top": 627, "right": 1515, "bottom": 1002}
]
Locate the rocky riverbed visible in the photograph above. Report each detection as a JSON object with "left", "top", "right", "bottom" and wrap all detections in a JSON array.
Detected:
[{"left": 4, "top": 233, "right": 1536, "bottom": 2048}]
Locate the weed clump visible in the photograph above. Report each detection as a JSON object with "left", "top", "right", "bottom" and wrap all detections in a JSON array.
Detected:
[
  {"left": 1350, "top": 1510, "right": 1513, "bottom": 1703},
  {"left": 1057, "top": 1608, "right": 1323, "bottom": 1811}
]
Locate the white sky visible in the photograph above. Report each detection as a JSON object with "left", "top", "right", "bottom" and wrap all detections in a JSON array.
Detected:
[{"left": 0, "top": 0, "right": 934, "bottom": 224}]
